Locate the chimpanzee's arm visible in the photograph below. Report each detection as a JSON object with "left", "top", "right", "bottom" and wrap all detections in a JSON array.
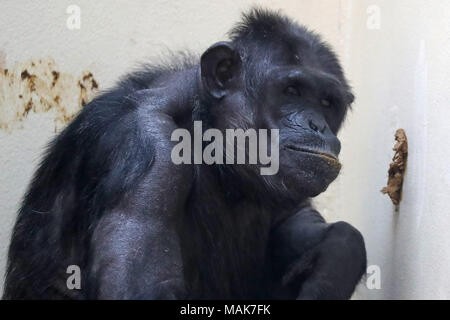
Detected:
[
  {"left": 270, "top": 206, "right": 366, "bottom": 300},
  {"left": 87, "top": 89, "right": 193, "bottom": 299}
]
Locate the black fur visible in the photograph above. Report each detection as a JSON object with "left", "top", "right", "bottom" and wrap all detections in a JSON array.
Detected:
[{"left": 3, "top": 8, "right": 366, "bottom": 300}]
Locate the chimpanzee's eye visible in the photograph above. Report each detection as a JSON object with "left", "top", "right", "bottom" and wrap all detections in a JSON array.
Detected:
[
  {"left": 321, "top": 99, "right": 331, "bottom": 108},
  {"left": 284, "top": 86, "right": 300, "bottom": 96}
]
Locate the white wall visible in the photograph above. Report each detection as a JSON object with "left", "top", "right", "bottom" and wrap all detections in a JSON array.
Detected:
[
  {"left": 0, "top": 0, "right": 449, "bottom": 299},
  {"left": 316, "top": 0, "right": 450, "bottom": 299}
]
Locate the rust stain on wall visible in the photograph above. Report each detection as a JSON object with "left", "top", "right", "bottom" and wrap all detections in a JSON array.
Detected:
[
  {"left": 381, "top": 129, "right": 408, "bottom": 206},
  {"left": 0, "top": 58, "right": 99, "bottom": 132}
]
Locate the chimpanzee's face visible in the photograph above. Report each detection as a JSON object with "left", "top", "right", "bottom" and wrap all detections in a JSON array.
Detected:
[
  {"left": 200, "top": 37, "right": 353, "bottom": 200},
  {"left": 254, "top": 51, "right": 352, "bottom": 197}
]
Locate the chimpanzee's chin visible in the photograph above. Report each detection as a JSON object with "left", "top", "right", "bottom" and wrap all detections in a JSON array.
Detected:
[
  {"left": 303, "top": 164, "right": 341, "bottom": 197},
  {"left": 279, "top": 151, "right": 341, "bottom": 198}
]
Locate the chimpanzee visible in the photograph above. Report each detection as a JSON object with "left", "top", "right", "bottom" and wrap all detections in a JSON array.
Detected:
[{"left": 3, "top": 8, "right": 366, "bottom": 300}]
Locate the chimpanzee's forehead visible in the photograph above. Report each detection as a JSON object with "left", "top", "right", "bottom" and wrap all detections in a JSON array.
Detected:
[{"left": 249, "top": 36, "right": 326, "bottom": 71}]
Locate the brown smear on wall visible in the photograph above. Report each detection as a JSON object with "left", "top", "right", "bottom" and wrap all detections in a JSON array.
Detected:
[
  {"left": 381, "top": 129, "right": 408, "bottom": 206},
  {"left": 0, "top": 58, "right": 99, "bottom": 132}
]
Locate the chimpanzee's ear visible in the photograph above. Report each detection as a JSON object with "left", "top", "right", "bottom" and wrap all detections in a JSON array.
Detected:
[{"left": 200, "top": 41, "right": 242, "bottom": 99}]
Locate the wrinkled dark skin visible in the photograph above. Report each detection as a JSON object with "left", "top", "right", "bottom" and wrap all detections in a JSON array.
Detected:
[{"left": 3, "top": 9, "right": 366, "bottom": 300}]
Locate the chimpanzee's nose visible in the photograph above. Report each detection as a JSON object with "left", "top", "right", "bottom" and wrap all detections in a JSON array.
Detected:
[
  {"left": 305, "top": 113, "right": 341, "bottom": 156},
  {"left": 308, "top": 119, "right": 326, "bottom": 133}
]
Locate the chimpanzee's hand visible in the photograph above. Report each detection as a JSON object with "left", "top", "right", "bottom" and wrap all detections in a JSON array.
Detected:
[{"left": 271, "top": 208, "right": 366, "bottom": 300}]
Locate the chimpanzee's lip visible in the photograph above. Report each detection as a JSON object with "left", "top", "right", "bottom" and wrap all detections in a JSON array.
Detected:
[{"left": 285, "top": 145, "right": 339, "bottom": 162}]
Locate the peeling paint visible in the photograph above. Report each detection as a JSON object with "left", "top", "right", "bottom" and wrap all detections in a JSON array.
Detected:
[{"left": 0, "top": 58, "right": 99, "bottom": 132}]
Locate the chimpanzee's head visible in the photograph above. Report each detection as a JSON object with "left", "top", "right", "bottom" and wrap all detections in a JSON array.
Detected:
[{"left": 199, "top": 8, "right": 354, "bottom": 203}]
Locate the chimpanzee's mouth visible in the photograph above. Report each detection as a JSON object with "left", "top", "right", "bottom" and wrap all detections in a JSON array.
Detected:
[{"left": 285, "top": 145, "right": 340, "bottom": 163}]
